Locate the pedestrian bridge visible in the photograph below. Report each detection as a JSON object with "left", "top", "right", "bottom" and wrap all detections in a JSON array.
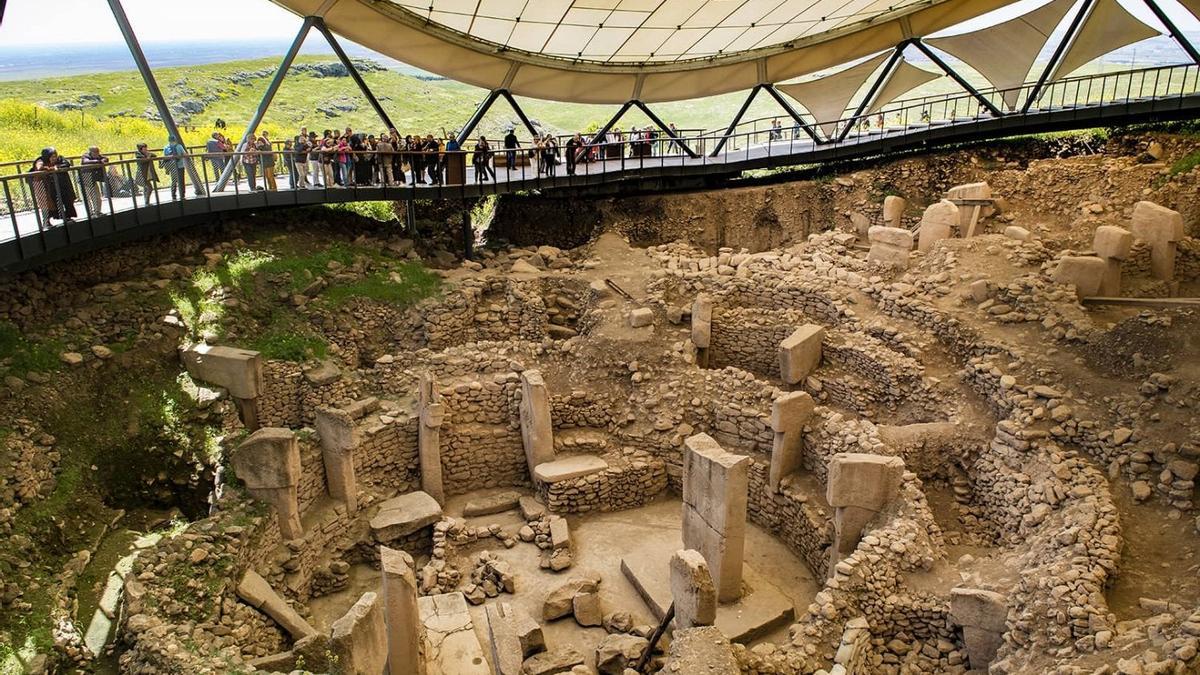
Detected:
[{"left": 2, "top": 62, "right": 1199, "bottom": 272}]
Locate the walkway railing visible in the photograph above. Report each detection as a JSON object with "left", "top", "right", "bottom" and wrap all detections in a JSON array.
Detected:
[{"left": 1, "top": 62, "right": 1198, "bottom": 269}]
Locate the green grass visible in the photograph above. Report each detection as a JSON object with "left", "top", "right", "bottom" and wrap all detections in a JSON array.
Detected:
[
  {"left": 321, "top": 263, "right": 441, "bottom": 307},
  {"left": 246, "top": 311, "right": 328, "bottom": 362},
  {"left": 0, "top": 323, "right": 63, "bottom": 375},
  {"left": 1169, "top": 148, "right": 1200, "bottom": 176}
]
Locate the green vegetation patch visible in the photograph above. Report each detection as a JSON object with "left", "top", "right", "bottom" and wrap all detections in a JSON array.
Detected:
[
  {"left": 0, "top": 322, "right": 63, "bottom": 375},
  {"left": 246, "top": 311, "right": 328, "bottom": 362},
  {"left": 321, "top": 263, "right": 441, "bottom": 307},
  {"left": 1169, "top": 148, "right": 1200, "bottom": 177}
]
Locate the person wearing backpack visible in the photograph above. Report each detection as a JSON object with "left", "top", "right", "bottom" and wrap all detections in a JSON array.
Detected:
[{"left": 162, "top": 136, "right": 188, "bottom": 200}]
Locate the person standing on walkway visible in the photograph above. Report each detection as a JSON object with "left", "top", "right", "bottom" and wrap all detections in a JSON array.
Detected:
[
  {"left": 543, "top": 134, "right": 560, "bottom": 177},
  {"left": 258, "top": 132, "right": 277, "bottom": 191},
  {"left": 134, "top": 143, "right": 159, "bottom": 206},
  {"left": 565, "top": 133, "right": 581, "bottom": 176},
  {"left": 307, "top": 132, "right": 322, "bottom": 187},
  {"left": 473, "top": 136, "right": 494, "bottom": 182},
  {"left": 293, "top": 135, "right": 309, "bottom": 189},
  {"left": 376, "top": 134, "right": 394, "bottom": 186},
  {"left": 163, "top": 136, "right": 188, "bottom": 200},
  {"left": 205, "top": 132, "right": 225, "bottom": 183},
  {"left": 390, "top": 131, "right": 405, "bottom": 185},
  {"left": 80, "top": 146, "right": 109, "bottom": 216},
  {"left": 240, "top": 137, "right": 259, "bottom": 191},
  {"left": 336, "top": 135, "right": 352, "bottom": 186},
  {"left": 503, "top": 128, "right": 520, "bottom": 172},
  {"left": 424, "top": 135, "right": 442, "bottom": 185}
]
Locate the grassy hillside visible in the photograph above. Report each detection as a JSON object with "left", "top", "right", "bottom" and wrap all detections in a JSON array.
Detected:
[{"left": 0, "top": 53, "right": 1179, "bottom": 168}]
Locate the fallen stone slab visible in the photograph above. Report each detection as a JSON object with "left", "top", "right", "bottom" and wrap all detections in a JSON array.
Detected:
[
  {"left": 419, "top": 592, "right": 490, "bottom": 675},
  {"left": 549, "top": 517, "right": 571, "bottom": 550},
  {"left": 595, "top": 633, "right": 649, "bottom": 674},
  {"left": 519, "top": 496, "right": 546, "bottom": 521},
  {"left": 371, "top": 491, "right": 443, "bottom": 541},
  {"left": 533, "top": 455, "right": 609, "bottom": 483},
  {"left": 463, "top": 491, "right": 522, "bottom": 517},
  {"left": 236, "top": 570, "right": 317, "bottom": 639}
]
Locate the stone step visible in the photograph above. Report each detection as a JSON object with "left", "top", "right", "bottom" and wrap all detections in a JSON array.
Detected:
[{"left": 533, "top": 455, "right": 609, "bottom": 484}]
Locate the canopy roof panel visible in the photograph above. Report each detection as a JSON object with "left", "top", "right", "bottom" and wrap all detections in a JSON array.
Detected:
[{"left": 271, "top": 0, "right": 1018, "bottom": 102}]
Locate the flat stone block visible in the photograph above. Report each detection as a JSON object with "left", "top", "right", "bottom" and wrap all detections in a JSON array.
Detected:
[
  {"left": 1131, "top": 201, "right": 1184, "bottom": 244},
  {"left": 1093, "top": 225, "right": 1133, "bottom": 260},
  {"left": 522, "top": 648, "right": 585, "bottom": 675},
  {"left": 867, "top": 225, "right": 913, "bottom": 248},
  {"left": 549, "top": 517, "right": 571, "bottom": 550},
  {"left": 372, "top": 491, "right": 443, "bottom": 541},
  {"left": 629, "top": 307, "right": 654, "bottom": 327},
  {"left": 463, "top": 490, "right": 522, "bottom": 517},
  {"left": 232, "top": 428, "right": 299, "bottom": 490},
  {"left": 533, "top": 455, "right": 609, "bottom": 483}
]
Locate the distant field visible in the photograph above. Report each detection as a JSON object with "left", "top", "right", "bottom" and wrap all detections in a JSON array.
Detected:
[{"left": 0, "top": 52, "right": 1187, "bottom": 168}]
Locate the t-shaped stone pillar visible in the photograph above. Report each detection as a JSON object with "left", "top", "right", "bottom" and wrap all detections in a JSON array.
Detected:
[
  {"left": 917, "top": 200, "right": 959, "bottom": 253},
  {"left": 330, "top": 591, "right": 388, "bottom": 675},
  {"left": 670, "top": 549, "right": 717, "bottom": 630},
  {"left": 1052, "top": 256, "right": 1107, "bottom": 300},
  {"left": 949, "top": 587, "right": 1008, "bottom": 671},
  {"left": 519, "top": 369, "right": 555, "bottom": 475},
  {"left": 867, "top": 226, "right": 913, "bottom": 269},
  {"left": 231, "top": 428, "right": 303, "bottom": 540},
  {"left": 417, "top": 372, "right": 446, "bottom": 505},
  {"left": 682, "top": 433, "right": 749, "bottom": 603},
  {"left": 779, "top": 324, "right": 824, "bottom": 385},
  {"left": 180, "top": 344, "right": 263, "bottom": 429},
  {"left": 1131, "top": 201, "right": 1184, "bottom": 282},
  {"left": 691, "top": 294, "right": 713, "bottom": 369},
  {"left": 825, "top": 453, "right": 905, "bottom": 573},
  {"left": 882, "top": 195, "right": 906, "bottom": 228},
  {"left": 1092, "top": 225, "right": 1133, "bottom": 296},
  {"left": 315, "top": 406, "right": 359, "bottom": 513},
  {"left": 768, "top": 391, "right": 815, "bottom": 493},
  {"left": 381, "top": 546, "right": 426, "bottom": 675}
]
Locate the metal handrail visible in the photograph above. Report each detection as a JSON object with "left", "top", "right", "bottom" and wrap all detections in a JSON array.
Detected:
[{"left": 1, "top": 62, "right": 1197, "bottom": 267}]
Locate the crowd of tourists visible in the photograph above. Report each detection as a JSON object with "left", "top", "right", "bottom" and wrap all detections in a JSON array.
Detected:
[{"left": 22, "top": 122, "right": 685, "bottom": 226}]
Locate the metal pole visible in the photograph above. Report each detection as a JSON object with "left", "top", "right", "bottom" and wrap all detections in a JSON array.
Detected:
[
  {"left": 710, "top": 85, "right": 762, "bottom": 157},
  {"left": 1021, "top": 0, "right": 1097, "bottom": 114},
  {"left": 499, "top": 90, "right": 541, "bottom": 140},
  {"left": 312, "top": 18, "right": 396, "bottom": 129},
  {"left": 911, "top": 40, "right": 1004, "bottom": 116},
  {"left": 631, "top": 100, "right": 698, "bottom": 158},
  {"left": 455, "top": 89, "right": 502, "bottom": 147},
  {"left": 214, "top": 17, "right": 314, "bottom": 192},
  {"left": 107, "top": 0, "right": 206, "bottom": 195},
  {"left": 1142, "top": 0, "right": 1200, "bottom": 66},
  {"left": 761, "top": 84, "right": 820, "bottom": 142},
  {"left": 837, "top": 44, "right": 906, "bottom": 143}
]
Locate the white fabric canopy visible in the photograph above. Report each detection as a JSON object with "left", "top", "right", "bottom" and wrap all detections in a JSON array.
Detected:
[
  {"left": 269, "top": 0, "right": 1018, "bottom": 103},
  {"left": 1181, "top": 0, "right": 1200, "bottom": 20},
  {"left": 777, "top": 53, "right": 889, "bottom": 139},
  {"left": 1050, "top": 0, "right": 1160, "bottom": 81},
  {"left": 867, "top": 58, "right": 942, "bottom": 115},
  {"left": 927, "top": 0, "right": 1075, "bottom": 110}
]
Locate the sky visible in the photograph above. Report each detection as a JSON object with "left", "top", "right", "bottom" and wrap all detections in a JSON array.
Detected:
[{"left": 1, "top": 0, "right": 1196, "bottom": 47}]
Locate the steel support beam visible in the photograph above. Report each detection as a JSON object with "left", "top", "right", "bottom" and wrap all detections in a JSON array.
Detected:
[
  {"left": 709, "top": 85, "right": 763, "bottom": 157},
  {"left": 108, "top": 0, "right": 206, "bottom": 195},
  {"left": 912, "top": 40, "right": 1004, "bottom": 117},
  {"left": 313, "top": 17, "right": 395, "bottom": 130},
  {"left": 1142, "top": 0, "right": 1200, "bottom": 66},
  {"left": 1021, "top": 0, "right": 1097, "bottom": 114},
  {"left": 761, "top": 84, "right": 821, "bottom": 143},
  {"left": 215, "top": 17, "right": 314, "bottom": 192},
  {"left": 837, "top": 44, "right": 907, "bottom": 143},
  {"left": 587, "top": 100, "right": 697, "bottom": 157},
  {"left": 455, "top": 89, "right": 539, "bottom": 147}
]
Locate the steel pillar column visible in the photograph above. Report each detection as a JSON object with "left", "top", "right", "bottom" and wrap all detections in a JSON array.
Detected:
[
  {"left": 1142, "top": 0, "right": 1200, "bottom": 66},
  {"left": 761, "top": 84, "right": 820, "bottom": 143},
  {"left": 214, "top": 17, "right": 314, "bottom": 192},
  {"left": 108, "top": 0, "right": 206, "bottom": 195},
  {"left": 1021, "top": 0, "right": 1098, "bottom": 114},
  {"left": 313, "top": 18, "right": 396, "bottom": 130},
  {"left": 837, "top": 45, "right": 906, "bottom": 143},
  {"left": 455, "top": 89, "right": 539, "bottom": 147},
  {"left": 709, "top": 85, "right": 764, "bottom": 157},
  {"left": 911, "top": 40, "right": 1004, "bottom": 116}
]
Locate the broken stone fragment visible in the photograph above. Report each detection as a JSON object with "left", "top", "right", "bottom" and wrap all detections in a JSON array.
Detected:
[
  {"left": 542, "top": 573, "right": 601, "bottom": 620},
  {"left": 595, "top": 633, "right": 649, "bottom": 675},
  {"left": 628, "top": 307, "right": 654, "bottom": 328}
]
